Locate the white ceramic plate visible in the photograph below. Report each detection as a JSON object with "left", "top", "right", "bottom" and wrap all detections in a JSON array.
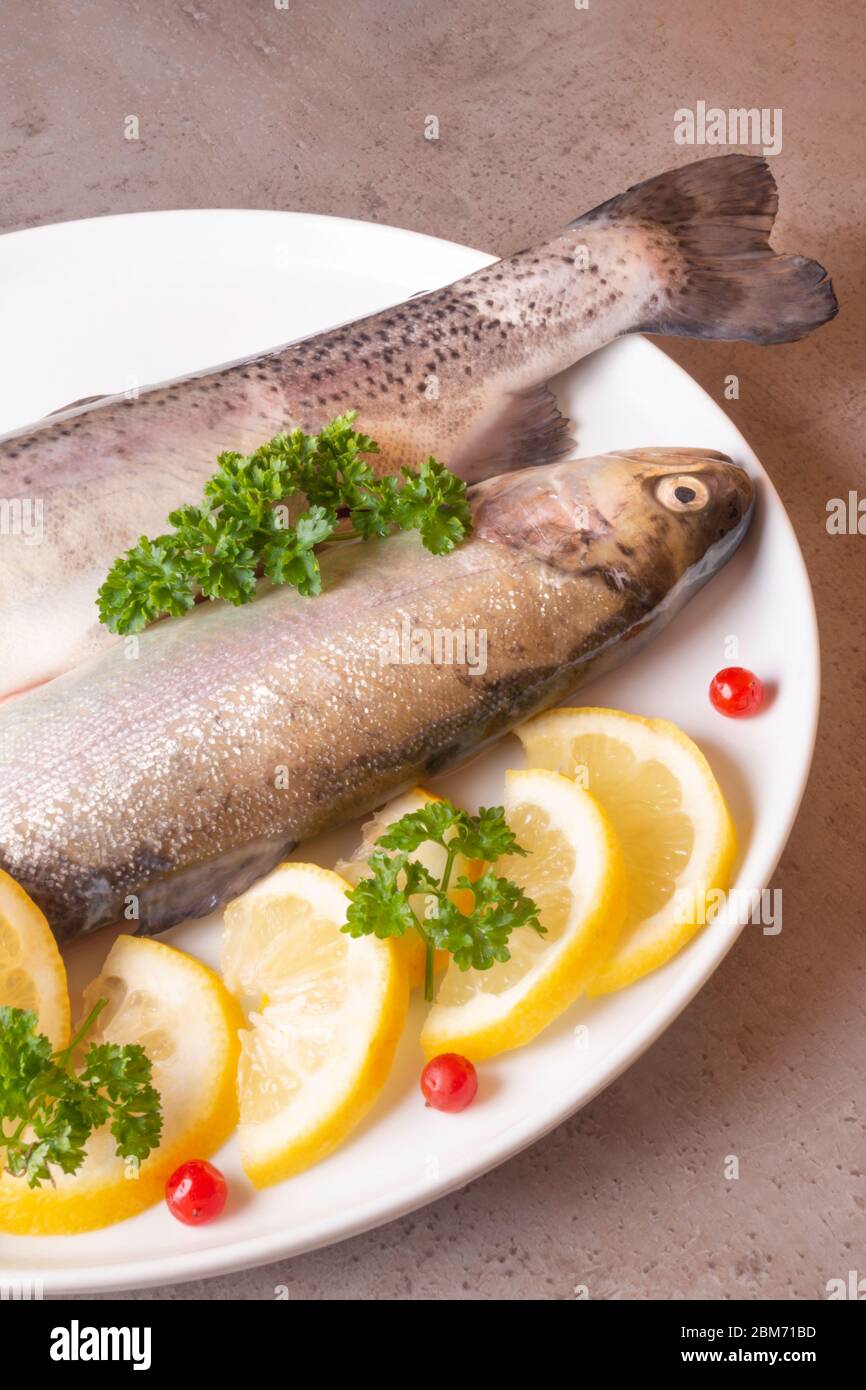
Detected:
[{"left": 0, "top": 210, "right": 818, "bottom": 1294}]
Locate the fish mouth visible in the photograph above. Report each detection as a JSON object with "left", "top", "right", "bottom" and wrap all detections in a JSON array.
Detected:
[
  {"left": 696, "top": 457, "right": 754, "bottom": 542},
  {"left": 710, "top": 460, "right": 755, "bottom": 546},
  {"left": 728, "top": 462, "right": 756, "bottom": 527}
]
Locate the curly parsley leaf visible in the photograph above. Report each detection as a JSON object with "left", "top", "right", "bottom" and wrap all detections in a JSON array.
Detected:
[
  {"left": 435, "top": 869, "right": 544, "bottom": 972},
  {"left": 0, "top": 1002, "right": 163, "bottom": 1188},
  {"left": 0, "top": 1007, "right": 53, "bottom": 1123},
  {"left": 98, "top": 535, "right": 198, "bottom": 635},
  {"left": 375, "top": 799, "right": 463, "bottom": 854},
  {"left": 97, "top": 413, "right": 471, "bottom": 634},
  {"left": 452, "top": 805, "right": 528, "bottom": 863},
  {"left": 395, "top": 458, "right": 474, "bottom": 556},
  {"left": 377, "top": 801, "right": 527, "bottom": 864},
  {"left": 263, "top": 505, "right": 334, "bottom": 596},
  {"left": 342, "top": 800, "right": 545, "bottom": 1000},
  {"left": 81, "top": 1042, "right": 162, "bottom": 1163},
  {"left": 343, "top": 851, "right": 440, "bottom": 939}
]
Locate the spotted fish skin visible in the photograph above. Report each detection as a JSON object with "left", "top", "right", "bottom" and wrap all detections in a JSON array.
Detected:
[
  {"left": 0, "top": 155, "right": 832, "bottom": 698},
  {"left": 0, "top": 448, "right": 753, "bottom": 945}
]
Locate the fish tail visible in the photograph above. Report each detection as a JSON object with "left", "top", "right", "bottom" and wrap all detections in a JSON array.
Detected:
[{"left": 573, "top": 154, "right": 837, "bottom": 344}]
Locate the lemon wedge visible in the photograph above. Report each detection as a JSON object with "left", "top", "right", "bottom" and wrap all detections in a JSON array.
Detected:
[
  {"left": 0, "top": 934, "right": 242, "bottom": 1235},
  {"left": 221, "top": 863, "right": 408, "bottom": 1188},
  {"left": 421, "top": 768, "right": 625, "bottom": 1061},
  {"left": 336, "top": 787, "right": 478, "bottom": 989},
  {"left": 0, "top": 869, "right": 70, "bottom": 1048},
  {"left": 516, "top": 707, "right": 736, "bottom": 993}
]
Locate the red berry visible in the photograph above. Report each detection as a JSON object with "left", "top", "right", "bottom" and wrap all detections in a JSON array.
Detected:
[
  {"left": 421, "top": 1053, "right": 478, "bottom": 1112},
  {"left": 165, "top": 1159, "right": 228, "bottom": 1226},
  {"left": 709, "top": 666, "right": 764, "bottom": 718}
]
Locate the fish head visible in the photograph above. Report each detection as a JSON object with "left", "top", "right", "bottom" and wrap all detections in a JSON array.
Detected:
[{"left": 470, "top": 446, "right": 754, "bottom": 604}]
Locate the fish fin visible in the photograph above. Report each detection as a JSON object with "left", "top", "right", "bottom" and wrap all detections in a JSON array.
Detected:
[
  {"left": 450, "top": 383, "right": 575, "bottom": 483},
  {"left": 47, "top": 393, "right": 109, "bottom": 415},
  {"left": 572, "top": 154, "right": 837, "bottom": 344},
  {"left": 131, "top": 835, "right": 296, "bottom": 937}
]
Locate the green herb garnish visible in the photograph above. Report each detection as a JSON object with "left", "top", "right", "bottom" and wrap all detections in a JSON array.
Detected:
[
  {"left": 342, "top": 799, "right": 545, "bottom": 1001},
  {"left": 0, "top": 1001, "right": 162, "bottom": 1188},
  {"left": 97, "top": 413, "right": 472, "bottom": 634}
]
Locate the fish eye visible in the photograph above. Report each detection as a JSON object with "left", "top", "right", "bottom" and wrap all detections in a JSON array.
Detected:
[{"left": 655, "top": 474, "right": 710, "bottom": 512}]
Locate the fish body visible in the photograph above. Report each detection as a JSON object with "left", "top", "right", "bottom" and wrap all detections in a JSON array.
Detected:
[
  {"left": 0, "top": 155, "right": 833, "bottom": 698},
  {"left": 0, "top": 448, "right": 753, "bottom": 945}
]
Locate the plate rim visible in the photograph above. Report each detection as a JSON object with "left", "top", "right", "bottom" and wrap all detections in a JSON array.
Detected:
[{"left": 0, "top": 207, "right": 820, "bottom": 1294}]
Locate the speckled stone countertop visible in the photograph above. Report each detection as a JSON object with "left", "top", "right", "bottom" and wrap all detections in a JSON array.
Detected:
[{"left": 1, "top": 0, "right": 863, "bottom": 1300}]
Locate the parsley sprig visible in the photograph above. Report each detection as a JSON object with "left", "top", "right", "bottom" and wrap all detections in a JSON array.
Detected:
[
  {"left": 97, "top": 413, "right": 472, "bottom": 634},
  {"left": 343, "top": 800, "right": 545, "bottom": 1001},
  {"left": 0, "top": 1001, "right": 162, "bottom": 1188}
]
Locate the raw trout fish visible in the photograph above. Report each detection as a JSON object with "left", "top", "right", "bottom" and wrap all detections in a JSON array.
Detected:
[
  {"left": 0, "top": 448, "right": 754, "bottom": 944},
  {"left": 0, "top": 154, "right": 833, "bottom": 698}
]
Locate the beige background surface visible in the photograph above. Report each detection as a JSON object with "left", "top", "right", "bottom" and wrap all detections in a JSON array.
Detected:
[{"left": 1, "top": 0, "right": 864, "bottom": 1300}]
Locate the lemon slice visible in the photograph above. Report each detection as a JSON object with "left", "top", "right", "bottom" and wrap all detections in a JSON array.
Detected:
[
  {"left": 516, "top": 707, "right": 736, "bottom": 993},
  {"left": 336, "top": 787, "right": 478, "bottom": 989},
  {"left": 0, "top": 935, "right": 242, "bottom": 1235},
  {"left": 421, "top": 769, "right": 626, "bottom": 1062},
  {"left": 0, "top": 868, "right": 69, "bottom": 1048},
  {"left": 221, "top": 863, "right": 409, "bottom": 1188}
]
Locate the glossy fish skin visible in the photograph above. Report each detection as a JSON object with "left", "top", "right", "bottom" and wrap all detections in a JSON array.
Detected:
[
  {"left": 0, "top": 448, "right": 753, "bottom": 945},
  {"left": 0, "top": 155, "right": 832, "bottom": 698}
]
